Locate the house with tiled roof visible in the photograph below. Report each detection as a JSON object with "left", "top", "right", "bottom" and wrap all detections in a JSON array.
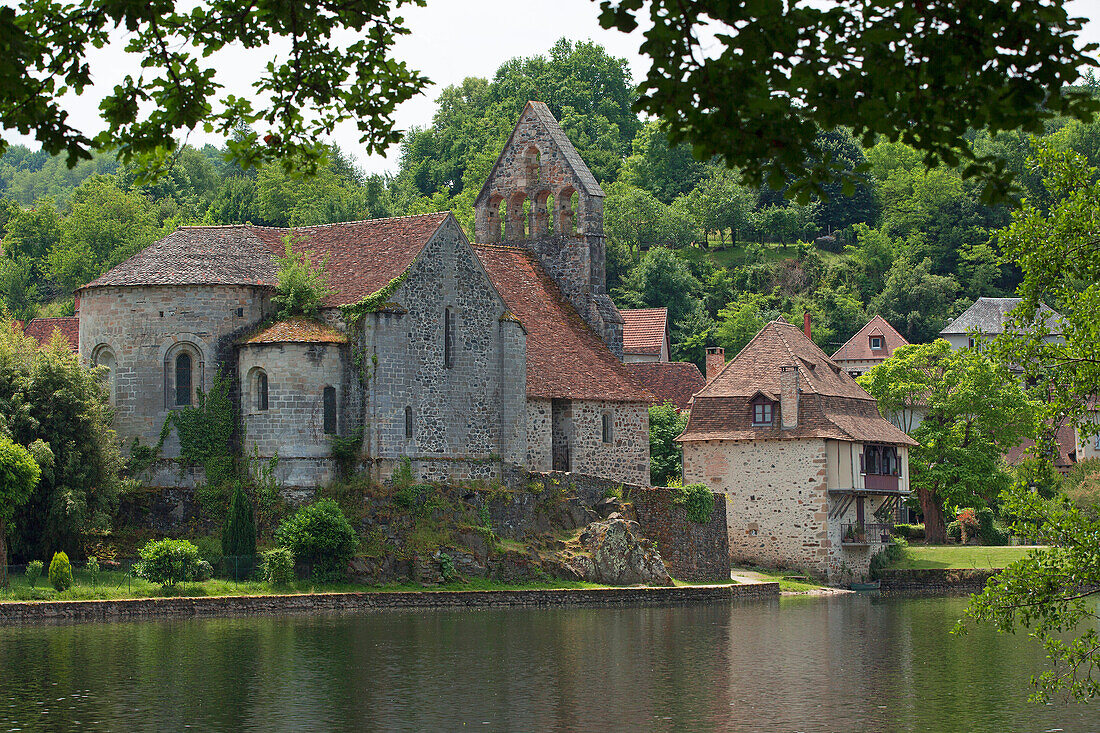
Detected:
[
  {"left": 627, "top": 361, "right": 706, "bottom": 412},
  {"left": 75, "top": 102, "right": 651, "bottom": 488},
  {"left": 940, "top": 297, "right": 1062, "bottom": 352},
  {"left": 15, "top": 317, "right": 79, "bottom": 352},
  {"left": 679, "top": 320, "right": 917, "bottom": 582},
  {"left": 621, "top": 308, "right": 669, "bottom": 363},
  {"left": 831, "top": 315, "right": 908, "bottom": 377}
]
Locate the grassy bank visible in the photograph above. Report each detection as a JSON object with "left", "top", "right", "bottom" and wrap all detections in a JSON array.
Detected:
[{"left": 888, "top": 545, "right": 1040, "bottom": 570}]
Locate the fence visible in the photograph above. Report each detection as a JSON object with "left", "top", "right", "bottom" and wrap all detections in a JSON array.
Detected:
[{"left": 0, "top": 555, "right": 263, "bottom": 599}]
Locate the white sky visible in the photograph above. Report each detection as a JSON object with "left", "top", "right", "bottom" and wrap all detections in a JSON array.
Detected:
[{"left": 9, "top": 0, "right": 1100, "bottom": 176}]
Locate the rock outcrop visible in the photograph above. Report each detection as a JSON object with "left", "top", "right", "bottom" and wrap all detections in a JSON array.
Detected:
[{"left": 578, "top": 517, "right": 672, "bottom": 586}]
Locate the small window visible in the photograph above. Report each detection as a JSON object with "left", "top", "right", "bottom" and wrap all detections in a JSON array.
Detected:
[
  {"left": 444, "top": 307, "right": 456, "bottom": 369},
  {"left": 405, "top": 406, "right": 414, "bottom": 440},
  {"left": 869, "top": 336, "right": 883, "bottom": 350},
  {"left": 175, "top": 353, "right": 192, "bottom": 406},
  {"left": 323, "top": 386, "right": 337, "bottom": 434},
  {"left": 1094, "top": 435, "right": 1100, "bottom": 451},
  {"left": 752, "top": 402, "right": 773, "bottom": 426},
  {"left": 601, "top": 413, "right": 613, "bottom": 444},
  {"left": 256, "top": 371, "right": 269, "bottom": 411}
]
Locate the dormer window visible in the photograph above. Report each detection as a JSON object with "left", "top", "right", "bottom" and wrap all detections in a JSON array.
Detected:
[
  {"left": 753, "top": 401, "right": 773, "bottom": 426},
  {"left": 869, "top": 336, "right": 884, "bottom": 350}
]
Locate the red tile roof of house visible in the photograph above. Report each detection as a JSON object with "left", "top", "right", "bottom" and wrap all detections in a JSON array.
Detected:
[
  {"left": 681, "top": 320, "right": 916, "bottom": 445},
  {"left": 627, "top": 361, "right": 705, "bottom": 411},
  {"left": 242, "top": 317, "right": 348, "bottom": 345},
  {"left": 79, "top": 213, "right": 453, "bottom": 308},
  {"left": 1005, "top": 424, "right": 1078, "bottom": 474},
  {"left": 621, "top": 307, "right": 668, "bottom": 356},
  {"left": 831, "top": 315, "right": 909, "bottom": 363},
  {"left": 19, "top": 317, "right": 78, "bottom": 352},
  {"left": 473, "top": 244, "right": 652, "bottom": 403}
]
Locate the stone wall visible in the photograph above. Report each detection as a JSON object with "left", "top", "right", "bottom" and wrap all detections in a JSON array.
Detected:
[
  {"left": 632, "top": 488, "right": 730, "bottom": 582},
  {"left": 78, "top": 283, "right": 269, "bottom": 461},
  {"left": 878, "top": 568, "right": 999, "bottom": 593},
  {"left": 526, "top": 399, "right": 649, "bottom": 485},
  {"left": 239, "top": 341, "right": 347, "bottom": 487},
  {"left": 0, "top": 584, "right": 779, "bottom": 626},
  {"left": 362, "top": 217, "right": 527, "bottom": 483}
]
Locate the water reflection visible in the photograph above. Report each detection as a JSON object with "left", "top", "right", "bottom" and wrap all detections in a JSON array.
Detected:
[{"left": 0, "top": 595, "right": 1093, "bottom": 732}]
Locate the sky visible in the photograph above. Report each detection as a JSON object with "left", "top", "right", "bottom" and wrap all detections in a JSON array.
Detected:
[{"left": 10, "top": 0, "right": 1100, "bottom": 176}]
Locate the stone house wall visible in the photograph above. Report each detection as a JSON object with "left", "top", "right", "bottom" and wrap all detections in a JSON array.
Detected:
[
  {"left": 682, "top": 438, "right": 887, "bottom": 581},
  {"left": 78, "top": 283, "right": 269, "bottom": 461},
  {"left": 360, "top": 218, "right": 527, "bottom": 482},
  {"left": 632, "top": 488, "right": 730, "bottom": 582},
  {"left": 526, "top": 399, "right": 649, "bottom": 485},
  {"left": 238, "top": 341, "right": 347, "bottom": 488}
]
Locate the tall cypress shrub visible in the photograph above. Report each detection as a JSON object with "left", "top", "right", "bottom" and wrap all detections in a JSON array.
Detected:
[{"left": 222, "top": 483, "right": 256, "bottom": 559}]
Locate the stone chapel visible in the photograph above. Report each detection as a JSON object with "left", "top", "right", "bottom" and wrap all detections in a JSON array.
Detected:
[{"left": 74, "top": 102, "right": 653, "bottom": 489}]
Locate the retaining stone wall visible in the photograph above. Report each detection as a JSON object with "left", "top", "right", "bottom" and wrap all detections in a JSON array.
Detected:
[
  {"left": 633, "top": 488, "right": 730, "bottom": 582},
  {"left": 0, "top": 584, "right": 779, "bottom": 626},
  {"left": 879, "top": 568, "right": 1000, "bottom": 593}
]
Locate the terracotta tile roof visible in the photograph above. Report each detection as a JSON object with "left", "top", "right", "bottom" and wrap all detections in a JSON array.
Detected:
[
  {"left": 621, "top": 307, "right": 668, "bottom": 356},
  {"left": 242, "top": 317, "right": 348, "bottom": 345},
  {"left": 1006, "top": 424, "right": 1078, "bottom": 473},
  {"left": 78, "top": 213, "right": 453, "bottom": 308},
  {"left": 473, "top": 244, "right": 652, "bottom": 403},
  {"left": 19, "top": 317, "right": 78, "bottom": 352},
  {"left": 831, "top": 315, "right": 909, "bottom": 363},
  {"left": 681, "top": 320, "right": 916, "bottom": 445},
  {"left": 627, "top": 361, "right": 705, "bottom": 411}
]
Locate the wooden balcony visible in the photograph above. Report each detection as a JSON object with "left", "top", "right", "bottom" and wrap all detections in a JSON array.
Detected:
[
  {"left": 864, "top": 473, "right": 900, "bottom": 493},
  {"left": 840, "top": 522, "right": 893, "bottom": 547}
]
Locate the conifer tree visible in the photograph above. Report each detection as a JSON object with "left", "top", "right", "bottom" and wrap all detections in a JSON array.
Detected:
[{"left": 221, "top": 483, "right": 256, "bottom": 560}]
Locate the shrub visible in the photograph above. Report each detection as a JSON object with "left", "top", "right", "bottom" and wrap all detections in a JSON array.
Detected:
[
  {"left": 870, "top": 537, "right": 908, "bottom": 579},
  {"left": 975, "top": 507, "right": 1008, "bottom": 546},
  {"left": 192, "top": 535, "right": 223, "bottom": 565},
  {"left": 956, "top": 508, "right": 980, "bottom": 543},
  {"left": 48, "top": 551, "right": 73, "bottom": 591},
  {"left": 947, "top": 520, "right": 962, "bottom": 543},
  {"left": 192, "top": 559, "right": 214, "bottom": 582},
  {"left": 274, "top": 498, "right": 358, "bottom": 579},
  {"left": 262, "top": 548, "right": 295, "bottom": 585},
  {"left": 135, "top": 539, "right": 202, "bottom": 587},
  {"left": 222, "top": 482, "right": 256, "bottom": 559},
  {"left": 86, "top": 556, "right": 100, "bottom": 587},
  {"left": 892, "top": 523, "right": 925, "bottom": 541},
  {"left": 25, "top": 560, "right": 43, "bottom": 588},
  {"left": 674, "top": 483, "right": 715, "bottom": 523}
]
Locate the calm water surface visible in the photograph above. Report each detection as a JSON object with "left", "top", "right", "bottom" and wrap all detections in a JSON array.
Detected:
[{"left": 0, "top": 594, "right": 1095, "bottom": 732}]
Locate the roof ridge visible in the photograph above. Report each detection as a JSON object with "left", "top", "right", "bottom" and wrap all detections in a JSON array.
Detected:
[
  {"left": 770, "top": 320, "right": 820, "bottom": 395},
  {"left": 247, "top": 211, "right": 450, "bottom": 232}
]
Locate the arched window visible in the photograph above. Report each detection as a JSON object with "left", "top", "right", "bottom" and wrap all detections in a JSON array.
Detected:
[
  {"left": 405, "top": 406, "right": 414, "bottom": 440},
  {"left": 92, "top": 345, "right": 116, "bottom": 405},
  {"left": 444, "top": 307, "right": 456, "bottom": 369},
  {"left": 175, "top": 352, "right": 192, "bottom": 406},
  {"left": 323, "top": 386, "right": 337, "bottom": 434},
  {"left": 256, "top": 371, "right": 269, "bottom": 411}
]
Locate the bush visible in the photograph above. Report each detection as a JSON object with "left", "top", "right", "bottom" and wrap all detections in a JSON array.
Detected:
[
  {"left": 25, "top": 559, "right": 43, "bottom": 588},
  {"left": 86, "top": 556, "right": 100, "bottom": 587},
  {"left": 135, "top": 539, "right": 202, "bottom": 587},
  {"left": 262, "top": 548, "right": 295, "bottom": 585},
  {"left": 193, "top": 559, "right": 214, "bottom": 582},
  {"left": 870, "top": 537, "right": 909, "bottom": 579},
  {"left": 947, "top": 520, "right": 962, "bottom": 543},
  {"left": 192, "top": 535, "right": 223, "bottom": 565},
  {"left": 674, "top": 483, "right": 715, "bottom": 524},
  {"left": 892, "top": 523, "right": 925, "bottom": 541},
  {"left": 975, "top": 507, "right": 1008, "bottom": 546},
  {"left": 48, "top": 551, "right": 73, "bottom": 591},
  {"left": 274, "top": 498, "right": 358, "bottom": 579}
]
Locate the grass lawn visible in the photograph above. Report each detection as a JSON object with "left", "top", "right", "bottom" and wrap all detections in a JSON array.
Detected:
[
  {"left": 888, "top": 544, "right": 1041, "bottom": 570},
  {"left": 0, "top": 567, "right": 719, "bottom": 603},
  {"left": 732, "top": 566, "right": 825, "bottom": 593}
]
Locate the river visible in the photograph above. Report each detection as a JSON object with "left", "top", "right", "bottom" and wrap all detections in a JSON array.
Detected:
[{"left": 0, "top": 594, "right": 1094, "bottom": 732}]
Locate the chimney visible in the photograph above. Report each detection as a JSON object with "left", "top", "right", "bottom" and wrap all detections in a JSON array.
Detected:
[
  {"left": 705, "top": 347, "right": 725, "bottom": 382},
  {"left": 803, "top": 311, "right": 812, "bottom": 340},
  {"left": 780, "top": 365, "right": 799, "bottom": 429}
]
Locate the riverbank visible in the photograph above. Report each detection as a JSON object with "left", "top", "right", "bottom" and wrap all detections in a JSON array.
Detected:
[{"left": 0, "top": 581, "right": 779, "bottom": 625}]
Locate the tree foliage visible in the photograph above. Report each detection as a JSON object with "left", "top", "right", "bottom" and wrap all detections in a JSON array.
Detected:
[
  {"left": 0, "top": 435, "right": 40, "bottom": 585},
  {"left": 596, "top": 0, "right": 1098, "bottom": 200},
  {"left": 649, "top": 401, "right": 687, "bottom": 486},
  {"left": 271, "top": 237, "right": 335, "bottom": 321}
]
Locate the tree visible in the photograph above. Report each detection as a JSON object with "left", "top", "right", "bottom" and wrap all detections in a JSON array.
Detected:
[
  {"left": 0, "top": 0, "right": 429, "bottom": 176},
  {"left": 858, "top": 340, "right": 1035, "bottom": 543},
  {"left": 222, "top": 483, "right": 257, "bottom": 559},
  {"left": 0, "top": 436, "right": 40, "bottom": 586},
  {"left": 714, "top": 293, "right": 767, "bottom": 358},
  {"left": 614, "top": 247, "right": 701, "bottom": 328},
  {"left": 649, "top": 402, "right": 688, "bottom": 486},
  {"left": 619, "top": 120, "right": 705, "bottom": 203},
  {"left": 271, "top": 237, "right": 335, "bottom": 320},
  {"left": 871, "top": 257, "right": 961, "bottom": 343},
  {"left": 596, "top": 0, "right": 1098, "bottom": 200},
  {"left": 0, "top": 322, "right": 121, "bottom": 560}
]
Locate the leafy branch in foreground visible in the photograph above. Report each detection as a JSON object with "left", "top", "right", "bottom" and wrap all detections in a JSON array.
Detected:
[
  {"left": 596, "top": 0, "right": 1099, "bottom": 202},
  {"left": 960, "top": 486, "right": 1100, "bottom": 703}
]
